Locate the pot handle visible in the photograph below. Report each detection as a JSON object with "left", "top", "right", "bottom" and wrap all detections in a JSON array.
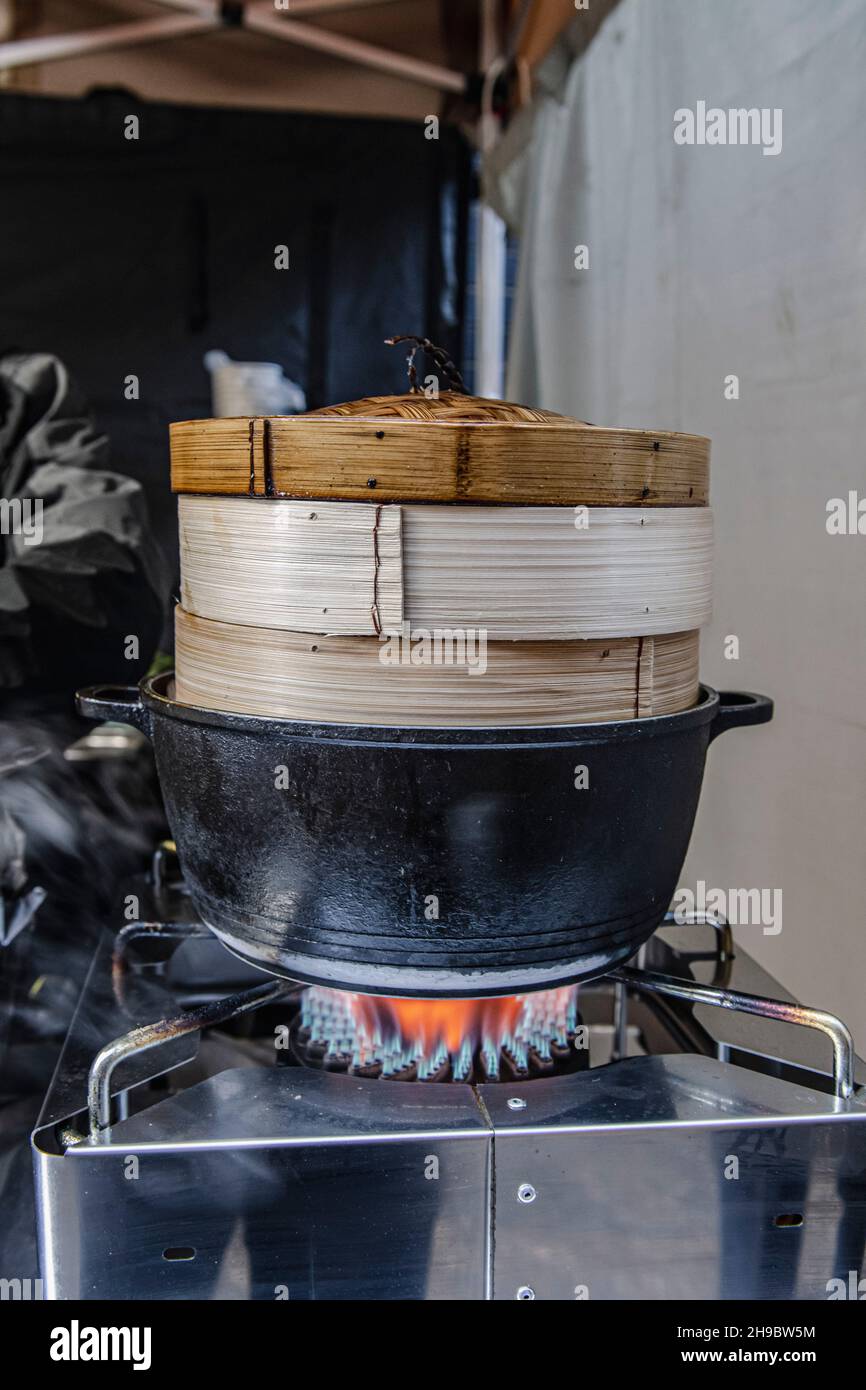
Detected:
[
  {"left": 709, "top": 690, "right": 774, "bottom": 743},
  {"left": 75, "top": 685, "right": 152, "bottom": 739}
]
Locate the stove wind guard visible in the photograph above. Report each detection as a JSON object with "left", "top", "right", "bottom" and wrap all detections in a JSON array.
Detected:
[{"left": 31, "top": 895, "right": 866, "bottom": 1302}]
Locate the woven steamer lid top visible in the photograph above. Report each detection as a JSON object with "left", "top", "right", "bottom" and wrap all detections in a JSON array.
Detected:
[
  {"left": 303, "top": 390, "right": 568, "bottom": 422},
  {"left": 170, "top": 388, "right": 710, "bottom": 506}
]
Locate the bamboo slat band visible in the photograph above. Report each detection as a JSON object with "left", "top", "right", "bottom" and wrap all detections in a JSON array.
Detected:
[
  {"left": 174, "top": 607, "right": 701, "bottom": 728},
  {"left": 180, "top": 494, "right": 402, "bottom": 637},
  {"left": 170, "top": 396, "right": 710, "bottom": 506},
  {"left": 178, "top": 497, "right": 713, "bottom": 640}
]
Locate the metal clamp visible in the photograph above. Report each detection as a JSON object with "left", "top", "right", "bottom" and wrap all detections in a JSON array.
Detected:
[
  {"left": 613, "top": 965, "right": 856, "bottom": 1100},
  {"left": 87, "top": 977, "right": 293, "bottom": 1137}
]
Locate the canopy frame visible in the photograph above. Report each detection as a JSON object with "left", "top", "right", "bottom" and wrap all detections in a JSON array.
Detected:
[{"left": 0, "top": 0, "right": 468, "bottom": 94}]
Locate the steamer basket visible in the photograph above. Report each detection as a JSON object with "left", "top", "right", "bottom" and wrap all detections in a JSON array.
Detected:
[
  {"left": 178, "top": 496, "right": 713, "bottom": 640},
  {"left": 174, "top": 607, "right": 701, "bottom": 727},
  {"left": 171, "top": 386, "right": 712, "bottom": 729}
]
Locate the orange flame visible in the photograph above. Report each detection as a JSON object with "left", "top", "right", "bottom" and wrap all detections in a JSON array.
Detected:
[
  {"left": 354, "top": 994, "right": 525, "bottom": 1053},
  {"left": 299, "top": 984, "right": 580, "bottom": 1080}
]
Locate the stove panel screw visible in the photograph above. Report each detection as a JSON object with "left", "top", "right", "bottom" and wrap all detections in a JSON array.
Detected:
[
  {"left": 518, "top": 1183, "right": 537, "bottom": 1204},
  {"left": 516, "top": 1286, "right": 536, "bottom": 1300},
  {"left": 507, "top": 1097, "right": 527, "bottom": 1110}
]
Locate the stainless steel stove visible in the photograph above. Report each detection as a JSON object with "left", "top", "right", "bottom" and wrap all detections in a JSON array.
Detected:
[{"left": 32, "top": 845, "right": 866, "bottom": 1301}]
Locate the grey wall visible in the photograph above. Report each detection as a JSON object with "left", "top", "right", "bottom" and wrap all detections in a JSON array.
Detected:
[{"left": 498, "top": 0, "right": 866, "bottom": 1047}]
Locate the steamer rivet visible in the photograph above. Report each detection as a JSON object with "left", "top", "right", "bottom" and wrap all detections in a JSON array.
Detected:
[
  {"left": 518, "top": 1183, "right": 537, "bottom": 1204},
  {"left": 507, "top": 1097, "right": 526, "bottom": 1111},
  {"left": 516, "top": 1286, "right": 536, "bottom": 1300}
]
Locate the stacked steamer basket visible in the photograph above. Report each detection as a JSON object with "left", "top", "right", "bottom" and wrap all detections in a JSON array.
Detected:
[{"left": 170, "top": 392, "right": 712, "bottom": 727}]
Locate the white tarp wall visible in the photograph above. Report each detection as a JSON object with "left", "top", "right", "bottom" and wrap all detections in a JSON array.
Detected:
[{"left": 492, "top": 0, "right": 866, "bottom": 1048}]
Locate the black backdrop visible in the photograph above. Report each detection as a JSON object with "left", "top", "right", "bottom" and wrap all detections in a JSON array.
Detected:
[{"left": 0, "top": 89, "right": 472, "bottom": 568}]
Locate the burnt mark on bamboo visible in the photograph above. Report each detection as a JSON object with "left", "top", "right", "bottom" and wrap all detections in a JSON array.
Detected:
[
  {"left": 455, "top": 431, "right": 471, "bottom": 498},
  {"left": 370, "top": 503, "right": 383, "bottom": 636},
  {"left": 263, "top": 419, "right": 275, "bottom": 497},
  {"left": 248, "top": 419, "right": 256, "bottom": 495},
  {"left": 634, "top": 636, "right": 644, "bottom": 719}
]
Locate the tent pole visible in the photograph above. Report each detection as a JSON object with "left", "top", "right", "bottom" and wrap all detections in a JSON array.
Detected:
[
  {"left": 0, "top": 12, "right": 217, "bottom": 71},
  {"left": 244, "top": 5, "right": 467, "bottom": 94},
  {"left": 257, "top": 0, "right": 408, "bottom": 13}
]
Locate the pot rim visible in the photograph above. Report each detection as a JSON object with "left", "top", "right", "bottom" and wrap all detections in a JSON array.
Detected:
[{"left": 139, "top": 672, "right": 724, "bottom": 747}]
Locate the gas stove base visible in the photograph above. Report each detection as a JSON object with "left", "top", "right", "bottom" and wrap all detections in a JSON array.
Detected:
[
  {"left": 31, "top": 883, "right": 866, "bottom": 1302},
  {"left": 33, "top": 1055, "right": 866, "bottom": 1301}
]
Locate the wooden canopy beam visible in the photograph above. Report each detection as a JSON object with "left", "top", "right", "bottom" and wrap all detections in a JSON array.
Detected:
[
  {"left": 0, "top": 10, "right": 217, "bottom": 70},
  {"left": 511, "top": 0, "right": 577, "bottom": 72},
  {"left": 0, "top": 0, "right": 468, "bottom": 95},
  {"left": 245, "top": 3, "right": 468, "bottom": 94}
]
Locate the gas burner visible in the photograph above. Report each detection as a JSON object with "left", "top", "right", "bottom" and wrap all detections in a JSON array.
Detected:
[
  {"left": 32, "top": 864, "right": 866, "bottom": 1302},
  {"left": 291, "top": 985, "right": 586, "bottom": 1082}
]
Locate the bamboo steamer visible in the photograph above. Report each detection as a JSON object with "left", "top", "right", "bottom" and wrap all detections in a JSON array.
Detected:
[
  {"left": 174, "top": 607, "right": 700, "bottom": 727},
  {"left": 178, "top": 496, "right": 713, "bottom": 640},
  {"left": 170, "top": 392, "right": 710, "bottom": 506},
  {"left": 170, "top": 388, "right": 711, "bottom": 725}
]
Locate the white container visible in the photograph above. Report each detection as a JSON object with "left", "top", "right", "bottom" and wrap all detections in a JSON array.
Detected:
[{"left": 204, "top": 350, "right": 305, "bottom": 418}]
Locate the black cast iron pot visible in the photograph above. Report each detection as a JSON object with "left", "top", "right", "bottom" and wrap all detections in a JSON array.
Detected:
[{"left": 76, "top": 676, "right": 772, "bottom": 997}]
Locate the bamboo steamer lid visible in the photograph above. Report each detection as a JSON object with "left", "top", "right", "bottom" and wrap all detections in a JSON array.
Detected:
[{"left": 170, "top": 392, "right": 710, "bottom": 507}]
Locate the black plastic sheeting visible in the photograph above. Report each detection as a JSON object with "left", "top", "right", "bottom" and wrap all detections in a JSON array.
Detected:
[
  {"left": 0, "top": 90, "right": 472, "bottom": 569},
  {"left": 0, "top": 89, "right": 472, "bottom": 1284}
]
